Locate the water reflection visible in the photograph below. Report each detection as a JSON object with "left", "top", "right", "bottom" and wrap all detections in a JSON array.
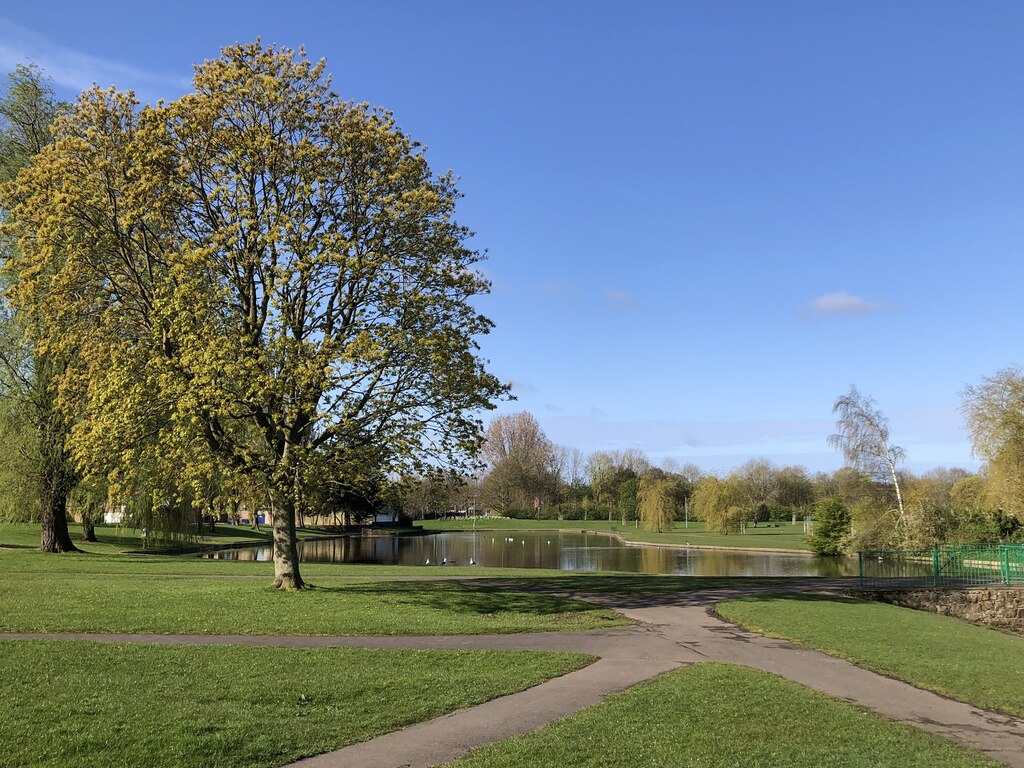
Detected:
[{"left": 205, "top": 531, "right": 860, "bottom": 577}]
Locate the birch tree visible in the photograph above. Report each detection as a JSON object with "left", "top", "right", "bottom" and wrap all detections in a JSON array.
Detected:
[{"left": 828, "top": 386, "right": 906, "bottom": 531}]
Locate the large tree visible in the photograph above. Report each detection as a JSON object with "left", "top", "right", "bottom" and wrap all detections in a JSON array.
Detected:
[
  {"left": 479, "top": 411, "right": 556, "bottom": 514},
  {"left": 962, "top": 368, "right": 1024, "bottom": 524},
  {"left": 0, "top": 64, "right": 80, "bottom": 552},
  {"left": 691, "top": 475, "right": 745, "bottom": 534},
  {"left": 1, "top": 43, "right": 506, "bottom": 587}
]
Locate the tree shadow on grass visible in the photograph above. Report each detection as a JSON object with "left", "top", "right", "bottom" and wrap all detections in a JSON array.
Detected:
[
  {"left": 309, "top": 580, "right": 608, "bottom": 619},
  {"left": 502, "top": 575, "right": 785, "bottom": 595},
  {"left": 721, "top": 591, "right": 869, "bottom": 606},
  {"left": 486, "top": 575, "right": 857, "bottom": 606}
]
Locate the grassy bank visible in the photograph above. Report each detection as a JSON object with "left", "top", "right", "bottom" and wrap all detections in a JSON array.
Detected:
[
  {"left": 417, "top": 517, "right": 814, "bottom": 551},
  {"left": 0, "top": 521, "right": 336, "bottom": 555},
  {"left": 717, "top": 593, "right": 1024, "bottom": 717},
  {"left": 0, "top": 570, "right": 625, "bottom": 635},
  {"left": 445, "top": 663, "right": 997, "bottom": 768},
  {"left": 0, "top": 640, "right": 590, "bottom": 768}
]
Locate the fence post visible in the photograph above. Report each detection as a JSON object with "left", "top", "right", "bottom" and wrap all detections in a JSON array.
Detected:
[
  {"left": 932, "top": 546, "right": 940, "bottom": 587},
  {"left": 1002, "top": 547, "right": 1011, "bottom": 586},
  {"left": 858, "top": 551, "right": 863, "bottom": 588}
]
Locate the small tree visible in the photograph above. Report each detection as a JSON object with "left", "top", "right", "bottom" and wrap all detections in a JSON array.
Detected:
[{"left": 806, "top": 496, "right": 851, "bottom": 555}]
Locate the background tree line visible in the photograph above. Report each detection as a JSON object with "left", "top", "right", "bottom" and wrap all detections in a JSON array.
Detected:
[{"left": 388, "top": 398, "right": 1023, "bottom": 556}]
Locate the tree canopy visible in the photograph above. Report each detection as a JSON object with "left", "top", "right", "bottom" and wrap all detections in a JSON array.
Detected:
[
  {"left": 963, "top": 368, "right": 1024, "bottom": 523},
  {"left": 828, "top": 386, "right": 906, "bottom": 525}
]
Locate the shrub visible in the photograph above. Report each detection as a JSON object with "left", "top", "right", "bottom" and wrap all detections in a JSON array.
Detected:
[{"left": 806, "top": 496, "right": 851, "bottom": 555}]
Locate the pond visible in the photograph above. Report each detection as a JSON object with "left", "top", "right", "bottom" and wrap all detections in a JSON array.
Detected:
[{"left": 204, "top": 530, "right": 861, "bottom": 577}]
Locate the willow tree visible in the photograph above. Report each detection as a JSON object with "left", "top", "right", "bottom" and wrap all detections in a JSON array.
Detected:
[
  {"left": 962, "top": 368, "right": 1024, "bottom": 523},
  {"left": 636, "top": 474, "right": 674, "bottom": 533},
  {"left": 1, "top": 43, "right": 506, "bottom": 588},
  {"left": 691, "top": 475, "right": 745, "bottom": 534}
]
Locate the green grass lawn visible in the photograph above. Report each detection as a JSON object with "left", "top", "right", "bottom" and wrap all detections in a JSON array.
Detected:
[
  {"left": 0, "top": 570, "right": 626, "bottom": 635},
  {"left": 0, "top": 521, "right": 336, "bottom": 554},
  {"left": 417, "top": 517, "right": 815, "bottom": 551},
  {"left": 444, "top": 663, "right": 999, "bottom": 768},
  {"left": 0, "top": 640, "right": 590, "bottom": 768},
  {"left": 717, "top": 593, "right": 1024, "bottom": 717}
]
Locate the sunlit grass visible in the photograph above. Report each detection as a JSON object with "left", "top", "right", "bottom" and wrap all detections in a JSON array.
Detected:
[
  {"left": 0, "top": 570, "right": 626, "bottom": 635},
  {"left": 717, "top": 593, "right": 1024, "bottom": 717},
  {"left": 445, "top": 663, "right": 998, "bottom": 768},
  {"left": 1, "top": 640, "right": 590, "bottom": 768},
  {"left": 0, "top": 521, "right": 336, "bottom": 554}
]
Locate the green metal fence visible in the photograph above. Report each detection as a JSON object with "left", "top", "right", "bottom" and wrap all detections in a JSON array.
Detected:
[{"left": 858, "top": 544, "right": 1024, "bottom": 589}]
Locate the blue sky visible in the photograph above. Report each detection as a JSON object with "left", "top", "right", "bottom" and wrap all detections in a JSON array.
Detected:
[{"left": 2, "top": 1, "right": 1022, "bottom": 473}]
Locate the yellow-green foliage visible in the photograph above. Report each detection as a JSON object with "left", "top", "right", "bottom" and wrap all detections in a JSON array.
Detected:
[
  {"left": 636, "top": 475, "right": 674, "bottom": 532},
  {"left": 691, "top": 475, "right": 745, "bottom": 534},
  {"left": 963, "top": 368, "right": 1024, "bottom": 523},
  {"left": 0, "top": 43, "right": 506, "bottom": 542}
]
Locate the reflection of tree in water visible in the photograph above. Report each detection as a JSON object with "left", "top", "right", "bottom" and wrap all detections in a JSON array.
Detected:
[{"left": 638, "top": 546, "right": 676, "bottom": 575}]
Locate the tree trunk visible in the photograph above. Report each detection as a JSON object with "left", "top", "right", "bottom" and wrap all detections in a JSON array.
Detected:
[
  {"left": 887, "top": 460, "right": 907, "bottom": 532},
  {"left": 271, "top": 499, "right": 304, "bottom": 590},
  {"left": 39, "top": 486, "right": 78, "bottom": 553},
  {"left": 35, "top": 358, "right": 80, "bottom": 553},
  {"left": 38, "top": 418, "right": 78, "bottom": 553},
  {"left": 82, "top": 517, "right": 97, "bottom": 542}
]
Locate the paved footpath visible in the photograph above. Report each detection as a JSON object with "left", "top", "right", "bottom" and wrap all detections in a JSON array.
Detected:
[{"left": 4, "top": 580, "right": 1023, "bottom": 767}]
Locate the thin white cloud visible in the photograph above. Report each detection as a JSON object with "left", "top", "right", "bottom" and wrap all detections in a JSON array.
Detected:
[
  {"left": 538, "top": 281, "right": 573, "bottom": 296},
  {"left": 0, "top": 18, "right": 190, "bottom": 100},
  {"left": 536, "top": 280, "right": 577, "bottom": 296},
  {"left": 508, "top": 379, "right": 537, "bottom": 394},
  {"left": 808, "top": 290, "right": 881, "bottom": 316},
  {"left": 603, "top": 288, "right": 635, "bottom": 311}
]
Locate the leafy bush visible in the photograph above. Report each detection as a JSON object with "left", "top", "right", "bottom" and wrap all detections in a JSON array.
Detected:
[{"left": 806, "top": 496, "right": 852, "bottom": 555}]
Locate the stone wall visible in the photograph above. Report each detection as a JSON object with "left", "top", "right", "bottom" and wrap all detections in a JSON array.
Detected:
[{"left": 863, "top": 587, "right": 1024, "bottom": 634}]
